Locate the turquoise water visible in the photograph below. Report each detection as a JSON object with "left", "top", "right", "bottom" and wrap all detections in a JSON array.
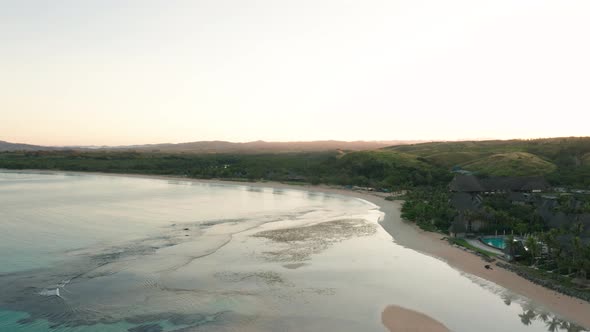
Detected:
[
  {"left": 0, "top": 310, "right": 196, "bottom": 332},
  {"left": 483, "top": 237, "right": 507, "bottom": 249},
  {"left": 0, "top": 171, "right": 586, "bottom": 332}
]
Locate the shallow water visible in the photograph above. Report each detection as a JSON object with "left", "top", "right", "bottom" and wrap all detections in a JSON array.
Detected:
[{"left": 0, "top": 171, "right": 586, "bottom": 331}]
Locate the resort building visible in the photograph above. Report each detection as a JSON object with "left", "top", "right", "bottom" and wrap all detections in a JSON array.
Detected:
[{"left": 449, "top": 175, "right": 550, "bottom": 234}]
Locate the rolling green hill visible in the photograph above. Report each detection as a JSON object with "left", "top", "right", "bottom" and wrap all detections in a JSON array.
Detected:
[
  {"left": 422, "top": 152, "right": 488, "bottom": 168},
  {"left": 326, "top": 150, "right": 451, "bottom": 187},
  {"left": 386, "top": 137, "right": 590, "bottom": 159},
  {"left": 460, "top": 152, "right": 557, "bottom": 176},
  {"left": 386, "top": 140, "right": 523, "bottom": 156}
]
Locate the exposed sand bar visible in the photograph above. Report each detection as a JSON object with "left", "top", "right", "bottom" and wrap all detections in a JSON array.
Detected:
[
  {"left": 5, "top": 170, "right": 590, "bottom": 328},
  {"left": 382, "top": 305, "right": 450, "bottom": 332}
]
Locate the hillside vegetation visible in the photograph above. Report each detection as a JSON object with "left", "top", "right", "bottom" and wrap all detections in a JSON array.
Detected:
[
  {"left": 423, "top": 152, "right": 488, "bottom": 168},
  {"left": 0, "top": 150, "right": 451, "bottom": 189},
  {"left": 461, "top": 152, "right": 557, "bottom": 177},
  {"left": 388, "top": 137, "right": 590, "bottom": 186},
  {"left": 0, "top": 137, "right": 588, "bottom": 188},
  {"left": 387, "top": 137, "right": 590, "bottom": 158},
  {"left": 324, "top": 150, "right": 451, "bottom": 188}
]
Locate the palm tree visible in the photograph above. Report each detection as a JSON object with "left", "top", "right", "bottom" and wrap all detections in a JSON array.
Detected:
[
  {"left": 537, "top": 312, "right": 549, "bottom": 323},
  {"left": 505, "top": 234, "right": 516, "bottom": 260},
  {"left": 567, "top": 323, "right": 585, "bottom": 332},
  {"left": 501, "top": 292, "right": 516, "bottom": 306},
  {"left": 525, "top": 236, "right": 540, "bottom": 266},
  {"left": 571, "top": 236, "right": 583, "bottom": 277},
  {"left": 542, "top": 229, "right": 560, "bottom": 258},
  {"left": 545, "top": 317, "right": 561, "bottom": 332},
  {"left": 571, "top": 216, "right": 584, "bottom": 236},
  {"left": 518, "top": 310, "right": 536, "bottom": 325}
]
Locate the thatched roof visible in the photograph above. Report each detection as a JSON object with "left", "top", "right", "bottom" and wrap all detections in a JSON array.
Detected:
[
  {"left": 450, "top": 175, "right": 550, "bottom": 193},
  {"left": 519, "top": 178, "right": 550, "bottom": 191},
  {"left": 509, "top": 192, "right": 527, "bottom": 202},
  {"left": 577, "top": 214, "right": 590, "bottom": 238},
  {"left": 546, "top": 212, "right": 571, "bottom": 229},
  {"left": 481, "top": 176, "right": 549, "bottom": 192},
  {"left": 450, "top": 175, "right": 485, "bottom": 192},
  {"left": 451, "top": 193, "right": 482, "bottom": 210}
]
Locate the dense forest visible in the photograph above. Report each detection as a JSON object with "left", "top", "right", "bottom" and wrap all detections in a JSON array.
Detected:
[{"left": 0, "top": 149, "right": 452, "bottom": 188}]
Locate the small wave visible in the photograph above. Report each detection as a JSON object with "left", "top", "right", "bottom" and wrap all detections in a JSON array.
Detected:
[
  {"left": 39, "top": 288, "right": 60, "bottom": 297},
  {"left": 39, "top": 279, "right": 71, "bottom": 297},
  {"left": 354, "top": 197, "right": 382, "bottom": 210}
]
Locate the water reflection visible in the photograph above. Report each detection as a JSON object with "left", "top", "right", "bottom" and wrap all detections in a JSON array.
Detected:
[
  {"left": 247, "top": 186, "right": 263, "bottom": 193},
  {"left": 501, "top": 293, "right": 587, "bottom": 331},
  {"left": 466, "top": 275, "right": 587, "bottom": 331},
  {"left": 166, "top": 180, "right": 192, "bottom": 186},
  {"left": 500, "top": 291, "right": 517, "bottom": 306}
]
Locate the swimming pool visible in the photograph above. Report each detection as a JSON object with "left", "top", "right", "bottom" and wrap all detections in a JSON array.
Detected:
[{"left": 482, "top": 237, "right": 506, "bottom": 249}]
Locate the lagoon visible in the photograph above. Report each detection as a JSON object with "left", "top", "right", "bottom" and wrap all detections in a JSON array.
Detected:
[{"left": 0, "top": 171, "right": 585, "bottom": 331}]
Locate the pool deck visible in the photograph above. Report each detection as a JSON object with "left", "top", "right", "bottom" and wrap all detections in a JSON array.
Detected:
[{"left": 465, "top": 239, "right": 505, "bottom": 256}]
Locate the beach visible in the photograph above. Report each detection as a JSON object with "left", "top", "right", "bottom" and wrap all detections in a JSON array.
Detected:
[
  {"left": 2, "top": 170, "right": 589, "bottom": 331},
  {"left": 381, "top": 305, "right": 450, "bottom": 332},
  {"left": 107, "top": 172, "right": 590, "bottom": 329},
  {"left": 371, "top": 196, "right": 590, "bottom": 329}
]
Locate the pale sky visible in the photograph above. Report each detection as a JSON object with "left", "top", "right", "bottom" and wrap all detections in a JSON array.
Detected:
[{"left": 1, "top": 0, "right": 589, "bottom": 146}]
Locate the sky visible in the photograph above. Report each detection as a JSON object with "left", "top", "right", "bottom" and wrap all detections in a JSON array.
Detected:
[{"left": 1, "top": 0, "right": 589, "bottom": 146}]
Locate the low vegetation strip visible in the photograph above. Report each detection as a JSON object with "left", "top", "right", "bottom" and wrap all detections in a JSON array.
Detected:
[{"left": 497, "top": 262, "right": 590, "bottom": 303}]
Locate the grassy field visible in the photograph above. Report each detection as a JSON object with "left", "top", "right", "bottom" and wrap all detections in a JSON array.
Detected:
[
  {"left": 384, "top": 137, "right": 590, "bottom": 185},
  {"left": 422, "top": 151, "right": 488, "bottom": 168},
  {"left": 461, "top": 152, "right": 557, "bottom": 176}
]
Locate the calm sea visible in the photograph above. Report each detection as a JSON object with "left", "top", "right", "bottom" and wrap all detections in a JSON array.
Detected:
[{"left": 0, "top": 171, "right": 585, "bottom": 331}]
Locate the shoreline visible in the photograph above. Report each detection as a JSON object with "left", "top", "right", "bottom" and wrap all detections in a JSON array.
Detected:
[{"left": 3, "top": 169, "right": 590, "bottom": 328}]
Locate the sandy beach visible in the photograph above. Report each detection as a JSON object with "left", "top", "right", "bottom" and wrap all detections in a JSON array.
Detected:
[
  {"left": 5, "top": 170, "right": 590, "bottom": 329},
  {"left": 382, "top": 305, "right": 450, "bottom": 332},
  {"left": 372, "top": 198, "right": 590, "bottom": 329}
]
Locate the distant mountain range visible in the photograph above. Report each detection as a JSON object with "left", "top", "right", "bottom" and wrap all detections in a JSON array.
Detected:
[
  {"left": 0, "top": 139, "right": 424, "bottom": 153},
  {"left": 0, "top": 140, "right": 56, "bottom": 152}
]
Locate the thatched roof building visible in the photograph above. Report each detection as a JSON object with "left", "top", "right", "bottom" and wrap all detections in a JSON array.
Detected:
[
  {"left": 450, "top": 175, "right": 549, "bottom": 193},
  {"left": 450, "top": 175, "right": 485, "bottom": 192},
  {"left": 450, "top": 192, "right": 482, "bottom": 211}
]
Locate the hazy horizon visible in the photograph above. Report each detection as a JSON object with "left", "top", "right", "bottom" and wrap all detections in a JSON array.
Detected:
[
  {"left": 4, "top": 135, "right": 590, "bottom": 148},
  {"left": 2, "top": 1, "right": 589, "bottom": 146}
]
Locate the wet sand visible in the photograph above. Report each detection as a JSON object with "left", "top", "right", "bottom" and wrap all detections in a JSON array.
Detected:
[
  {"left": 382, "top": 305, "right": 449, "bottom": 332},
  {"left": 6, "top": 170, "right": 590, "bottom": 329}
]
